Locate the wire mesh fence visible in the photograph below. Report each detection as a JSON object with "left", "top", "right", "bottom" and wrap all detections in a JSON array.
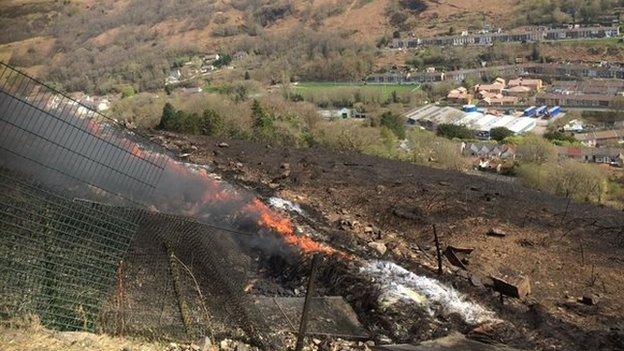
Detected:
[
  {"left": 0, "top": 62, "right": 280, "bottom": 348},
  {"left": 0, "top": 169, "right": 139, "bottom": 331}
]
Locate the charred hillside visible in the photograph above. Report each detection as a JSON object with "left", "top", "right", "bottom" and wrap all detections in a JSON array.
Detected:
[{"left": 152, "top": 131, "right": 624, "bottom": 350}]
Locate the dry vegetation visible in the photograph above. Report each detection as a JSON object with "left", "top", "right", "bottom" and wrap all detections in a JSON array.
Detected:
[
  {"left": 0, "top": 0, "right": 536, "bottom": 93},
  {"left": 0, "top": 316, "right": 168, "bottom": 351}
]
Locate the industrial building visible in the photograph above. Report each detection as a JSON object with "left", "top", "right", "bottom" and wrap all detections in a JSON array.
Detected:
[{"left": 404, "top": 104, "right": 537, "bottom": 139}]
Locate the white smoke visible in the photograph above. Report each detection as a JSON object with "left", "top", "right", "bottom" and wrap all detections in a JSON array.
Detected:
[{"left": 361, "top": 260, "right": 497, "bottom": 325}]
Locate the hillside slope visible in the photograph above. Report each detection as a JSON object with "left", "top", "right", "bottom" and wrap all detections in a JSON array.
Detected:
[{"left": 0, "top": 0, "right": 521, "bottom": 91}]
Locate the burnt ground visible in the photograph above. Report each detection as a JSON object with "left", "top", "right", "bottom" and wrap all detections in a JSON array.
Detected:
[{"left": 151, "top": 131, "right": 624, "bottom": 350}]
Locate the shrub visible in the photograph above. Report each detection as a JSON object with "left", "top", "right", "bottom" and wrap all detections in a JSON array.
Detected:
[
  {"left": 158, "top": 103, "right": 176, "bottom": 130},
  {"left": 516, "top": 134, "right": 557, "bottom": 164},
  {"left": 436, "top": 124, "right": 475, "bottom": 140},
  {"left": 406, "top": 129, "right": 466, "bottom": 171},
  {"left": 199, "top": 109, "right": 225, "bottom": 136},
  {"left": 379, "top": 111, "right": 406, "bottom": 139},
  {"left": 490, "top": 127, "right": 514, "bottom": 141},
  {"left": 518, "top": 160, "right": 608, "bottom": 202},
  {"left": 544, "top": 130, "right": 576, "bottom": 144}
]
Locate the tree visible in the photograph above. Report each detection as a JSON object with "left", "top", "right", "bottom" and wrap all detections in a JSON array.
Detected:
[
  {"left": 158, "top": 102, "right": 176, "bottom": 130},
  {"left": 516, "top": 134, "right": 557, "bottom": 164},
  {"left": 436, "top": 123, "right": 474, "bottom": 140},
  {"left": 251, "top": 100, "right": 275, "bottom": 139},
  {"left": 531, "top": 42, "right": 541, "bottom": 62},
  {"left": 214, "top": 54, "right": 232, "bottom": 68},
  {"left": 380, "top": 111, "right": 406, "bottom": 139},
  {"left": 517, "top": 160, "right": 608, "bottom": 202},
  {"left": 199, "top": 109, "right": 224, "bottom": 136},
  {"left": 490, "top": 127, "right": 514, "bottom": 141}
]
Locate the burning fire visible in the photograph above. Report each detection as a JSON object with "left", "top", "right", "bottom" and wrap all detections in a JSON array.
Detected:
[
  {"left": 80, "top": 116, "right": 341, "bottom": 257},
  {"left": 243, "top": 199, "right": 339, "bottom": 256}
]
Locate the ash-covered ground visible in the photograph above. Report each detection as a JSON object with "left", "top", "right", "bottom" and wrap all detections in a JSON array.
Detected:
[{"left": 148, "top": 131, "right": 624, "bottom": 351}]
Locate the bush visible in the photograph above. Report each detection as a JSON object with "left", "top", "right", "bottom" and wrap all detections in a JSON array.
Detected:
[
  {"left": 199, "top": 109, "right": 225, "bottom": 136},
  {"left": 251, "top": 100, "right": 276, "bottom": 141},
  {"left": 518, "top": 160, "right": 608, "bottom": 203},
  {"left": 544, "top": 130, "right": 576, "bottom": 144},
  {"left": 490, "top": 127, "right": 514, "bottom": 141},
  {"left": 158, "top": 103, "right": 176, "bottom": 130},
  {"left": 407, "top": 129, "right": 466, "bottom": 171},
  {"left": 379, "top": 111, "right": 406, "bottom": 139},
  {"left": 436, "top": 124, "right": 475, "bottom": 140},
  {"left": 516, "top": 134, "right": 557, "bottom": 164}
]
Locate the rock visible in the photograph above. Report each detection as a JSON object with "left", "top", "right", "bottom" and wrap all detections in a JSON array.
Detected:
[
  {"left": 368, "top": 241, "right": 387, "bottom": 256},
  {"left": 190, "top": 343, "right": 200, "bottom": 351},
  {"left": 217, "top": 142, "right": 230, "bottom": 148},
  {"left": 470, "top": 274, "right": 484, "bottom": 288},
  {"left": 492, "top": 274, "right": 531, "bottom": 298},
  {"left": 487, "top": 227, "right": 508, "bottom": 237},
  {"left": 439, "top": 181, "right": 451, "bottom": 186},
  {"left": 364, "top": 225, "right": 374, "bottom": 233},
  {"left": 280, "top": 163, "right": 290, "bottom": 169},
  {"left": 312, "top": 338, "right": 322, "bottom": 345},
  {"left": 580, "top": 294, "right": 599, "bottom": 306},
  {"left": 234, "top": 342, "right": 249, "bottom": 351}
]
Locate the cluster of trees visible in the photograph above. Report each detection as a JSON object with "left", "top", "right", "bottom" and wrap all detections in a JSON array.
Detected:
[
  {"left": 234, "top": 28, "right": 376, "bottom": 82},
  {"left": 516, "top": 0, "right": 621, "bottom": 25}
]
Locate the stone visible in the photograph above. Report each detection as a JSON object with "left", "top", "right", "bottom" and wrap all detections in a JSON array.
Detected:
[
  {"left": 217, "top": 142, "right": 230, "bottom": 148},
  {"left": 280, "top": 163, "right": 290, "bottom": 169},
  {"left": 487, "top": 228, "right": 508, "bottom": 237},
  {"left": 470, "top": 274, "right": 484, "bottom": 288},
  {"left": 580, "top": 294, "right": 599, "bottom": 306},
  {"left": 492, "top": 274, "right": 531, "bottom": 298},
  {"left": 234, "top": 343, "right": 249, "bottom": 351},
  {"left": 368, "top": 241, "right": 387, "bottom": 256}
]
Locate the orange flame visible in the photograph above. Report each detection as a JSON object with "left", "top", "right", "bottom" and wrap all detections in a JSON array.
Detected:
[{"left": 243, "top": 199, "right": 343, "bottom": 256}]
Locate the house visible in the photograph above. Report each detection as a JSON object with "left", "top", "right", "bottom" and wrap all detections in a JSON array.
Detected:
[
  {"left": 583, "top": 148, "right": 624, "bottom": 167},
  {"left": 507, "top": 78, "right": 543, "bottom": 91},
  {"left": 447, "top": 87, "right": 473, "bottom": 104},
  {"left": 461, "top": 142, "right": 516, "bottom": 159},
  {"left": 478, "top": 94, "right": 519, "bottom": 106},
  {"left": 339, "top": 107, "right": 351, "bottom": 119},
  {"left": 574, "top": 129, "right": 624, "bottom": 146},
  {"left": 506, "top": 85, "right": 532, "bottom": 97},
  {"left": 563, "top": 119, "right": 584, "bottom": 132},
  {"left": 475, "top": 82, "right": 504, "bottom": 95}
]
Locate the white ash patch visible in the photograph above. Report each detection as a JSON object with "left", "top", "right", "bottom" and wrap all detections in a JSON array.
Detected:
[
  {"left": 269, "top": 197, "right": 304, "bottom": 216},
  {"left": 361, "top": 260, "right": 497, "bottom": 325}
]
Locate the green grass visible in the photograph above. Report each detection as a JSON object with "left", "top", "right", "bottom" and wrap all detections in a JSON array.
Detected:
[
  {"left": 292, "top": 82, "right": 421, "bottom": 99},
  {"left": 548, "top": 37, "right": 624, "bottom": 47}
]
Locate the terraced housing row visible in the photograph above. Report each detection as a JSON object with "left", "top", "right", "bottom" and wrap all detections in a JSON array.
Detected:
[
  {"left": 365, "top": 63, "right": 624, "bottom": 85},
  {"left": 390, "top": 26, "right": 620, "bottom": 48}
]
